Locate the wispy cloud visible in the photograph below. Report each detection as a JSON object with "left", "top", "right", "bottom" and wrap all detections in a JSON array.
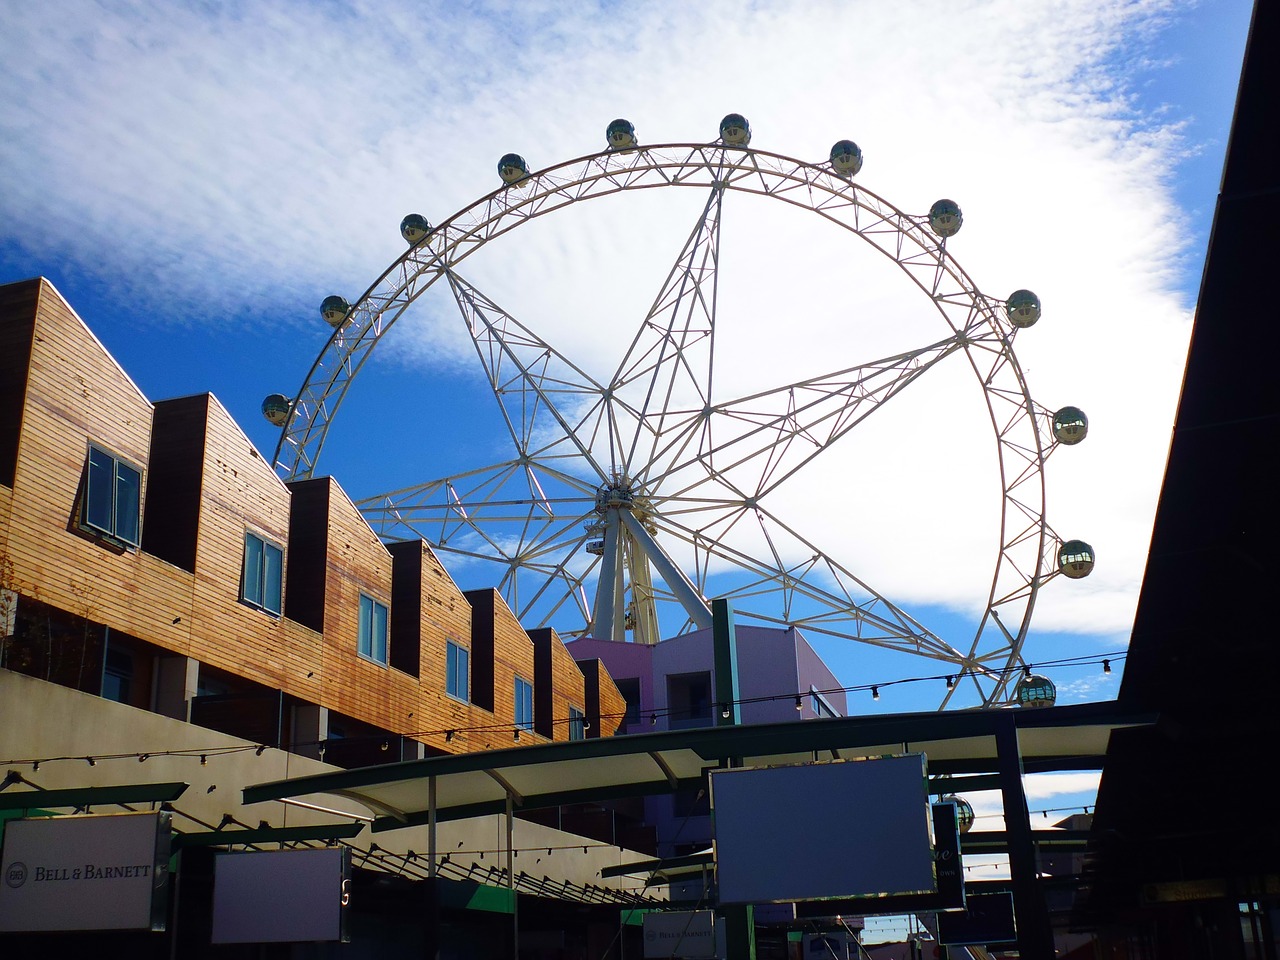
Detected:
[{"left": 1, "top": 0, "right": 1214, "bottom": 677}]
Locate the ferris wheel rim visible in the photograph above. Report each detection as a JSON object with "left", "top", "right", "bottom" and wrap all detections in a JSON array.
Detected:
[{"left": 275, "top": 136, "right": 1058, "bottom": 708}]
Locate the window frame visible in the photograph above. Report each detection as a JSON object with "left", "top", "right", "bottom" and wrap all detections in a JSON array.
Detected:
[
  {"left": 615, "top": 677, "right": 642, "bottom": 729},
  {"left": 514, "top": 676, "right": 534, "bottom": 731},
  {"left": 241, "top": 530, "right": 284, "bottom": 616},
  {"left": 357, "top": 593, "right": 389, "bottom": 666},
  {"left": 445, "top": 639, "right": 469, "bottom": 703},
  {"left": 81, "top": 443, "right": 143, "bottom": 548},
  {"left": 809, "top": 685, "right": 839, "bottom": 718},
  {"left": 568, "top": 705, "right": 586, "bottom": 741}
]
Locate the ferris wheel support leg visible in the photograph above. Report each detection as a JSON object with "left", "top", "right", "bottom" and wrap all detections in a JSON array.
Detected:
[
  {"left": 591, "top": 515, "right": 626, "bottom": 642},
  {"left": 618, "top": 511, "right": 713, "bottom": 631}
]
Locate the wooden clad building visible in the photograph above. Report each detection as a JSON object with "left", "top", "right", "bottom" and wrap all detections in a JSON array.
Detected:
[{"left": 0, "top": 276, "right": 626, "bottom": 762}]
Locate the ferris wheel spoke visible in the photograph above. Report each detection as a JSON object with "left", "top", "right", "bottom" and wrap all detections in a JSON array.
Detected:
[
  {"left": 609, "top": 182, "right": 725, "bottom": 478},
  {"left": 645, "top": 330, "right": 975, "bottom": 501},
  {"left": 358, "top": 459, "right": 598, "bottom": 545},
  {"left": 443, "top": 270, "right": 614, "bottom": 478},
  {"left": 641, "top": 497, "right": 969, "bottom": 663},
  {"left": 359, "top": 463, "right": 615, "bottom": 633}
]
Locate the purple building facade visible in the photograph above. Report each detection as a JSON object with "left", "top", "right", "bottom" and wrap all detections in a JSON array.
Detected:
[{"left": 566, "top": 625, "right": 847, "bottom": 858}]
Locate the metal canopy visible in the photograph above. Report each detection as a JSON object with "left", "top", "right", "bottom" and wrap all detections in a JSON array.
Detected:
[{"left": 243, "top": 702, "right": 1153, "bottom": 834}]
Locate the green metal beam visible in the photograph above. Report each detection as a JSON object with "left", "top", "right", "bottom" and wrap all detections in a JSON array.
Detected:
[
  {"left": 601, "top": 851, "right": 714, "bottom": 879},
  {"left": 0, "top": 781, "right": 189, "bottom": 810},
  {"left": 172, "top": 821, "right": 365, "bottom": 850}
]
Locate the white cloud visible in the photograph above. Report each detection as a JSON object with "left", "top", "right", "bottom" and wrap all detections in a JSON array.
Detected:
[{"left": 0, "top": 0, "right": 1210, "bottom": 689}]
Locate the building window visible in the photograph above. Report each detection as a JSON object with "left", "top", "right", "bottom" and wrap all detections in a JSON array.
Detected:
[
  {"left": 82, "top": 445, "right": 142, "bottom": 547},
  {"left": 615, "top": 677, "right": 641, "bottom": 730},
  {"left": 242, "top": 532, "right": 283, "bottom": 615},
  {"left": 568, "top": 705, "right": 586, "bottom": 741},
  {"left": 446, "top": 640, "right": 469, "bottom": 702},
  {"left": 358, "top": 594, "right": 389, "bottom": 665},
  {"left": 101, "top": 648, "right": 133, "bottom": 704},
  {"left": 514, "top": 676, "right": 533, "bottom": 730},
  {"left": 667, "top": 671, "right": 713, "bottom": 729},
  {"left": 810, "top": 686, "right": 839, "bottom": 718}
]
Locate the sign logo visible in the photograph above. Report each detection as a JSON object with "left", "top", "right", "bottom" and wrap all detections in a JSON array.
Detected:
[{"left": 5, "top": 862, "right": 27, "bottom": 889}]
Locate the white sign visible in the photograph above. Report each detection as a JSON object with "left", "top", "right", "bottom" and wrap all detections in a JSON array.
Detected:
[
  {"left": 710, "top": 755, "right": 936, "bottom": 905},
  {"left": 0, "top": 812, "right": 169, "bottom": 932},
  {"left": 212, "top": 848, "right": 349, "bottom": 944},
  {"left": 643, "top": 910, "right": 721, "bottom": 958}
]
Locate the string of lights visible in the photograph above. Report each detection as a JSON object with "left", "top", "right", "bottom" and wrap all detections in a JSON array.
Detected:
[{"left": 0, "top": 651, "right": 1125, "bottom": 770}]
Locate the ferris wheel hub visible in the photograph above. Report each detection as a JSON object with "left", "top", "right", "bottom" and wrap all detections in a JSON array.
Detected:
[{"left": 595, "top": 481, "right": 636, "bottom": 510}]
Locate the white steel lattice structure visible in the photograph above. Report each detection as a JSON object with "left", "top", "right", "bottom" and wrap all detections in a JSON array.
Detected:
[{"left": 273, "top": 123, "right": 1087, "bottom": 709}]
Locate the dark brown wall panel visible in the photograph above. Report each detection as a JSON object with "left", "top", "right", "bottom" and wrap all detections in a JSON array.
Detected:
[
  {"left": 388, "top": 540, "right": 423, "bottom": 678},
  {"left": 465, "top": 588, "right": 497, "bottom": 712},
  {"left": 284, "top": 478, "right": 329, "bottom": 631},
  {"left": 143, "top": 395, "right": 209, "bottom": 571},
  {"left": 0, "top": 279, "right": 39, "bottom": 488},
  {"left": 530, "top": 626, "right": 556, "bottom": 738}
]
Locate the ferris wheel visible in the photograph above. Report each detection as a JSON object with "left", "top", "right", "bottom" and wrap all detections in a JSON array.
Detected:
[{"left": 265, "top": 114, "right": 1094, "bottom": 709}]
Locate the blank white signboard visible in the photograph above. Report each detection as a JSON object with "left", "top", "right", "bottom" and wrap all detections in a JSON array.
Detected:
[
  {"left": 212, "top": 848, "right": 347, "bottom": 944},
  {"left": 710, "top": 755, "right": 935, "bottom": 904}
]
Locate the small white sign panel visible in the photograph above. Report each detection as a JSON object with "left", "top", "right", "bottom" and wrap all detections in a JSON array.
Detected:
[
  {"left": 711, "top": 755, "right": 935, "bottom": 905},
  {"left": 212, "top": 848, "right": 348, "bottom": 944},
  {"left": 643, "top": 910, "right": 720, "bottom": 958},
  {"left": 0, "top": 812, "right": 168, "bottom": 932}
]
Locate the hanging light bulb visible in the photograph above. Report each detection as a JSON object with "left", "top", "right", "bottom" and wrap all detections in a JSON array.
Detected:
[
  {"left": 945, "top": 676, "right": 955, "bottom": 690},
  {"left": 871, "top": 686, "right": 880, "bottom": 701},
  {"left": 720, "top": 704, "right": 731, "bottom": 719},
  {"left": 1103, "top": 659, "right": 1112, "bottom": 674},
  {"left": 795, "top": 695, "right": 803, "bottom": 711}
]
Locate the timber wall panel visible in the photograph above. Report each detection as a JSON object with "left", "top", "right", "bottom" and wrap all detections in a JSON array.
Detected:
[
  {"left": 593, "top": 659, "right": 627, "bottom": 738},
  {"left": 467, "top": 588, "right": 546, "bottom": 746},
  {"left": 4, "top": 280, "right": 197, "bottom": 646},
  {"left": 398, "top": 540, "right": 494, "bottom": 754},
  {"left": 185, "top": 395, "right": 308, "bottom": 691},
  {"left": 549, "top": 631, "right": 588, "bottom": 741},
  {"left": 530, "top": 627, "right": 591, "bottom": 741},
  {"left": 308, "top": 479, "right": 420, "bottom": 735}
]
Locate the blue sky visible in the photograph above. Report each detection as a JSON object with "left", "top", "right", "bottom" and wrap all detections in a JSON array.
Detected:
[{"left": 0, "top": 0, "right": 1257, "bottom": 888}]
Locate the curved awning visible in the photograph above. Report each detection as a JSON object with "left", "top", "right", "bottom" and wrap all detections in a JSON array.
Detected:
[{"left": 242, "top": 701, "right": 1155, "bottom": 834}]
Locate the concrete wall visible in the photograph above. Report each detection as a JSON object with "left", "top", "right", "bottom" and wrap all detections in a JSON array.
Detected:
[{"left": 0, "top": 669, "right": 652, "bottom": 893}]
